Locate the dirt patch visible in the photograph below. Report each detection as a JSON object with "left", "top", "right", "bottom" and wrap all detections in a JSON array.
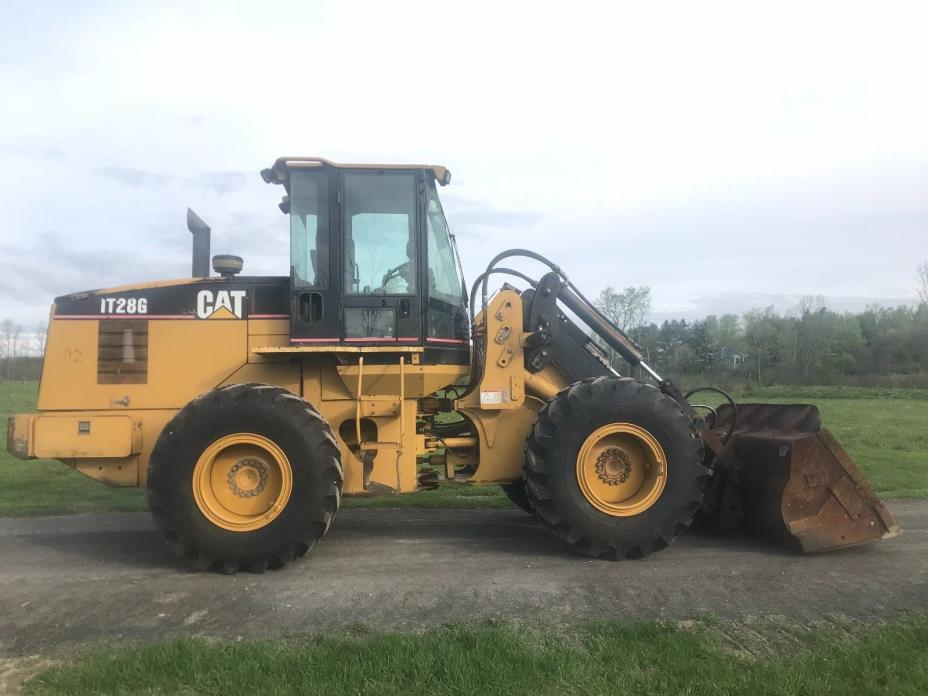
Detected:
[{"left": 0, "top": 656, "right": 59, "bottom": 694}]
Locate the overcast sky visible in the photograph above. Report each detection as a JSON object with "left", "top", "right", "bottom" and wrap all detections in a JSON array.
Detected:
[{"left": 2, "top": 1, "right": 927, "bottom": 328}]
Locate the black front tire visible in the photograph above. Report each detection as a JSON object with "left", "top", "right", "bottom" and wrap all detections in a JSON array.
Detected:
[
  {"left": 147, "top": 383, "right": 342, "bottom": 573},
  {"left": 523, "top": 377, "right": 705, "bottom": 560},
  {"left": 501, "top": 478, "right": 535, "bottom": 515}
]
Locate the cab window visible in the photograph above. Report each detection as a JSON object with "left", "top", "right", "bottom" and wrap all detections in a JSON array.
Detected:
[
  {"left": 426, "top": 186, "right": 462, "bottom": 303},
  {"left": 289, "top": 170, "right": 329, "bottom": 288},
  {"left": 425, "top": 183, "right": 465, "bottom": 338},
  {"left": 343, "top": 172, "right": 417, "bottom": 295}
]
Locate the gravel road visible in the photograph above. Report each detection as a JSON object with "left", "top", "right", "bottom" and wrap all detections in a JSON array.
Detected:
[{"left": 0, "top": 501, "right": 924, "bottom": 656}]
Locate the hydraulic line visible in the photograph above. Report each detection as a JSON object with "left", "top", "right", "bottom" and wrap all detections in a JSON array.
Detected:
[
  {"left": 465, "top": 249, "right": 671, "bottom": 403},
  {"left": 463, "top": 249, "right": 666, "bottom": 401},
  {"left": 479, "top": 249, "right": 561, "bottom": 322},
  {"left": 460, "top": 250, "right": 561, "bottom": 401},
  {"left": 468, "top": 267, "right": 537, "bottom": 325},
  {"left": 684, "top": 387, "right": 738, "bottom": 443},
  {"left": 455, "top": 266, "right": 540, "bottom": 401}
]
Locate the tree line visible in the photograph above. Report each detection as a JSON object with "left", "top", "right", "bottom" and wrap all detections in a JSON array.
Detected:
[
  {"left": 0, "top": 319, "right": 46, "bottom": 380},
  {"left": 595, "top": 277, "right": 928, "bottom": 389}
]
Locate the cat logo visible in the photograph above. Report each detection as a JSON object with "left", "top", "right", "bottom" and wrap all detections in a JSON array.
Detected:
[{"left": 196, "top": 290, "right": 247, "bottom": 320}]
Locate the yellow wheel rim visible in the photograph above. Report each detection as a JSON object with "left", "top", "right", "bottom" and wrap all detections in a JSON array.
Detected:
[
  {"left": 192, "top": 433, "right": 293, "bottom": 532},
  {"left": 576, "top": 423, "right": 667, "bottom": 517}
]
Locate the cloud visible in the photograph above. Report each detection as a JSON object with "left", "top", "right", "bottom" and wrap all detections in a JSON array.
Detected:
[
  {"left": 186, "top": 171, "right": 250, "bottom": 195},
  {"left": 0, "top": 144, "right": 64, "bottom": 160},
  {"left": 441, "top": 194, "right": 543, "bottom": 240},
  {"left": 1, "top": 1, "right": 927, "bottom": 331},
  {"left": 0, "top": 229, "right": 190, "bottom": 322},
  {"left": 94, "top": 166, "right": 173, "bottom": 189},
  {"left": 451, "top": 209, "right": 542, "bottom": 229},
  {"left": 177, "top": 114, "right": 207, "bottom": 128}
]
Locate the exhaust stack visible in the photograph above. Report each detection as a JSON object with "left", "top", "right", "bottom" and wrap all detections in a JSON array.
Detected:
[{"left": 186, "top": 208, "right": 211, "bottom": 278}]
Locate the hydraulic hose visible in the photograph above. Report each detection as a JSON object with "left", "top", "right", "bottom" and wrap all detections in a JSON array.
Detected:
[
  {"left": 684, "top": 387, "right": 738, "bottom": 443},
  {"left": 479, "top": 249, "right": 561, "bottom": 321},
  {"left": 468, "top": 267, "right": 537, "bottom": 325},
  {"left": 463, "top": 248, "right": 668, "bottom": 401},
  {"left": 456, "top": 266, "right": 540, "bottom": 402}
]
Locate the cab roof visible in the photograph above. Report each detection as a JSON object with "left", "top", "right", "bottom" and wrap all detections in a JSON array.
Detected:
[{"left": 261, "top": 156, "right": 451, "bottom": 188}]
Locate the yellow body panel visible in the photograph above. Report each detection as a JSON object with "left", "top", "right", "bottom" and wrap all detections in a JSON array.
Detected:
[
  {"left": 458, "top": 400, "right": 542, "bottom": 482},
  {"left": 6, "top": 414, "right": 35, "bottom": 459},
  {"left": 468, "top": 290, "right": 526, "bottom": 410},
  {"left": 247, "top": 319, "right": 290, "bottom": 361},
  {"left": 38, "top": 317, "right": 248, "bottom": 410},
  {"left": 10, "top": 291, "right": 561, "bottom": 497},
  {"left": 25, "top": 312, "right": 253, "bottom": 488},
  {"left": 33, "top": 415, "right": 136, "bottom": 459},
  {"left": 247, "top": 319, "right": 289, "bottom": 336},
  {"left": 311, "top": 358, "right": 465, "bottom": 494},
  {"left": 9, "top": 409, "right": 174, "bottom": 487},
  {"left": 73, "top": 457, "right": 141, "bottom": 487},
  {"left": 334, "top": 363, "right": 467, "bottom": 400},
  {"left": 222, "top": 363, "right": 301, "bottom": 394}
]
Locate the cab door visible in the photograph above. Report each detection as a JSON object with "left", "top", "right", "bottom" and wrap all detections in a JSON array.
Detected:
[
  {"left": 288, "top": 167, "right": 341, "bottom": 344},
  {"left": 339, "top": 170, "right": 422, "bottom": 345}
]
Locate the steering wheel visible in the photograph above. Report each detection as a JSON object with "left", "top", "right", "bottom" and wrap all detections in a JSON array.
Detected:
[{"left": 380, "top": 260, "right": 411, "bottom": 291}]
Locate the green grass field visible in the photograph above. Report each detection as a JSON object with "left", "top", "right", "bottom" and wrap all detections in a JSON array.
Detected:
[
  {"left": 23, "top": 617, "right": 928, "bottom": 695},
  {"left": 1, "top": 380, "right": 926, "bottom": 517},
  {"left": 725, "top": 385, "right": 928, "bottom": 498}
]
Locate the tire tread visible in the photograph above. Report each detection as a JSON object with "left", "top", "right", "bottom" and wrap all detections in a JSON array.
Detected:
[
  {"left": 523, "top": 377, "right": 705, "bottom": 560},
  {"left": 146, "top": 383, "right": 342, "bottom": 573}
]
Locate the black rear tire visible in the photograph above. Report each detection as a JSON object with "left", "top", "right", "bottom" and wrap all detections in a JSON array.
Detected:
[
  {"left": 523, "top": 377, "right": 705, "bottom": 559},
  {"left": 147, "top": 383, "right": 342, "bottom": 573},
  {"left": 501, "top": 478, "right": 535, "bottom": 515}
]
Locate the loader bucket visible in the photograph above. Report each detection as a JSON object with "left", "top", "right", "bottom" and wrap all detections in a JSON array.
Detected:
[{"left": 711, "top": 403, "right": 901, "bottom": 553}]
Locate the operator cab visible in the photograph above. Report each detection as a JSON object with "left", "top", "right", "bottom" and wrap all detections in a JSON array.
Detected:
[{"left": 262, "top": 157, "right": 468, "bottom": 362}]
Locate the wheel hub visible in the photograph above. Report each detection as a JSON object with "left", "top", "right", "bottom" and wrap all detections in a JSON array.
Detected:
[
  {"left": 227, "top": 458, "right": 269, "bottom": 498},
  {"left": 576, "top": 423, "right": 667, "bottom": 517},
  {"left": 192, "top": 433, "right": 293, "bottom": 532},
  {"left": 595, "top": 448, "right": 632, "bottom": 485}
]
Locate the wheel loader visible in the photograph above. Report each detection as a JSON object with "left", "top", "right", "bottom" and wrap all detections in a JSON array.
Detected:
[{"left": 6, "top": 157, "right": 899, "bottom": 572}]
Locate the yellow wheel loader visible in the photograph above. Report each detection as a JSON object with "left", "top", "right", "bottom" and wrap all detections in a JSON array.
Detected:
[{"left": 6, "top": 157, "right": 899, "bottom": 572}]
